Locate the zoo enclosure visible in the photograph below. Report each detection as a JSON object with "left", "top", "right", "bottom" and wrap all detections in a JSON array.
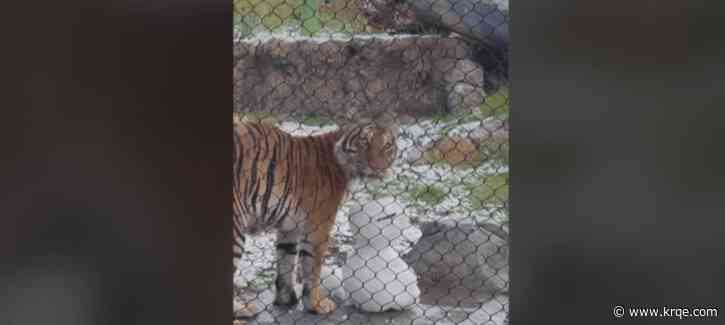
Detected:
[{"left": 234, "top": 0, "right": 509, "bottom": 324}]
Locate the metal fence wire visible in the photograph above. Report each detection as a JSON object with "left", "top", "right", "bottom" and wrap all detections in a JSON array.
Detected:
[{"left": 233, "top": 0, "right": 509, "bottom": 324}]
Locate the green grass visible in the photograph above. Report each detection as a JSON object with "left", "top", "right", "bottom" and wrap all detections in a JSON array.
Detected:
[
  {"left": 234, "top": 111, "right": 279, "bottom": 125},
  {"left": 478, "top": 137, "right": 509, "bottom": 167},
  {"left": 318, "top": 7, "right": 368, "bottom": 35},
  {"left": 430, "top": 87, "right": 509, "bottom": 126},
  {"left": 363, "top": 174, "right": 413, "bottom": 200},
  {"left": 480, "top": 87, "right": 509, "bottom": 120},
  {"left": 466, "top": 172, "right": 508, "bottom": 209},
  {"left": 430, "top": 111, "right": 462, "bottom": 124},
  {"left": 301, "top": 113, "right": 335, "bottom": 127},
  {"left": 408, "top": 184, "right": 448, "bottom": 206},
  {"left": 234, "top": 0, "right": 296, "bottom": 33},
  {"left": 298, "top": 0, "right": 322, "bottom": 36},
  {"left": 247, "top": 267, "right": 276, "bottom": 289}
]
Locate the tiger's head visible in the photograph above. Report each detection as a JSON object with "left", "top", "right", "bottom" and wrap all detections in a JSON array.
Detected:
[{"left": 335, "top": 120, "right": 398, "bottom": 180}]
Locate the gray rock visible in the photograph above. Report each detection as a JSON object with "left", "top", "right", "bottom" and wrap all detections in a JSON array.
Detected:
[
  {"left": 403, "top": 220, "right": 509, "bottom": 305},
  {"left": 470, "top": 119, "right": 509, "bottom": 144}
]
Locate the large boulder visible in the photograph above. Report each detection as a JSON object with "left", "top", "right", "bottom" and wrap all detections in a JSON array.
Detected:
[
  {"left": 359, "top": 0, "right": 509, "bottom": 92},
  {"left": 403, "top": 220, "right": 508, "bottom": 305}
]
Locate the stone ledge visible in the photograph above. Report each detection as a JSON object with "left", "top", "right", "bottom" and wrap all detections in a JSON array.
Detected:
[{"left": 234, "top": 34, "right": 485, "bottom": 122}]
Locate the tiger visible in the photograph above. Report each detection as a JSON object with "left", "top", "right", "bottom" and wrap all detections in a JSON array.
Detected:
[{"left": 233, "top": 117, "right": 398, "bottom": 317}]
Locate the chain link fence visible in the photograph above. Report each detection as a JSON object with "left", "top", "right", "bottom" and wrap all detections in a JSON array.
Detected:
[{"left": 233, "top": 0, "right": 509, "bottom": 324}]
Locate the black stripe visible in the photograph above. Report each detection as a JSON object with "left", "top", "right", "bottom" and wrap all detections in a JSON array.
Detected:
[
  {"left": 314, "top": 140, "right": 327, "bottom": 193},
  {"left": 233, "top": 222, "right": 246, "bottom": 243},
  {"left": 293, "top": 141, "right": 305, "bottom": 216},
  {"left": 249, "top": 123, "right": 263, "bottom": 142},
  {"left": 242, "top": 124, "right": 258, "bottom": 216},
  {"left": 270, "top": 172, "right": 291, "bottom": 228},
  {"left": 233, "top": 128, "right": 241, "bottom": 192},
  {"left": 245, "top": 156, "right": 259, "bottom": 224},
  {"left": 276, "top": 242, "right": 298, "bottom": 255},
  {"left": 267, "top": 132, "right": 289, "bottom": 227},
  {"left": 272, "top": 141, "right": 294, "bottom": 228},
  {"left": 273, "top": 202, "right": 291, "bottom": 230},
  {"left": 311, "top": 184, "right": 319, "bottom": 211},
  {"left": 247, "top": 123, "right": 257, "bottom": 145},
  {"left": 297, "top": 239, "right": 313, "bottom": 258},
  {"left": 305, "top": 139, "right": 313, "bottom": 155},
  {"left": 260, "top": 147, "right": 277, "bottom": 220},
  {"left": 232, "top": 218, "right": 242, "bottom": 239},
  {"left": 274, "top": 169, "right": 294, "bottom": 228},
  {"left": 315, "top": 140, "right": 323, "bottom": 165},
  {"left": 253, "top": 126, "right": 271, "bottom": 218},
  {"left": 244, "top": 150, "right": 260, "bottom": 202},
  {"left": 343, "top": 125, "right": 361, "bottom": 152},
  {"left": 234, "top": 129, "right": 244, "bottom": 192}
]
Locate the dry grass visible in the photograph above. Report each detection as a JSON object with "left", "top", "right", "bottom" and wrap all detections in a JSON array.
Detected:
[
  {"left": 417, "top": 136, "right": 485, "bottom": 169},
  {"left": 233, "top": 111, "right": 279, "bottom": 126}
]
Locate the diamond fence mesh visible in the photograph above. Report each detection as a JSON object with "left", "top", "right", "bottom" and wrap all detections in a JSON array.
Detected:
[{"left": 233, "top": 0, "right": 509, "bottom": 324}]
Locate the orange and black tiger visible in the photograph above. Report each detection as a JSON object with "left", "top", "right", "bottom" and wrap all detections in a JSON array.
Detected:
[{"left": 233, "top": 119, "right": 398, "bottom": 316}]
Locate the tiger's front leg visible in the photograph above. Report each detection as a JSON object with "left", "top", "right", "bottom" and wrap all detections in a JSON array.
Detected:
[
  {"left": 300, "top": 220, "right": 337, "bottom": 314},
  {"left": 273, "top": 230, "right": 300, "bottom": 306}
]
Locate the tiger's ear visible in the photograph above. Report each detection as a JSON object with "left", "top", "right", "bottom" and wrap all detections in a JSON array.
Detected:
[
  {"left": 361, "top": 124, "right": 377, "bottom": 144},
  {"left": 387, "top": 122, "right": 400, "bottom": 137},
  {"left": 372, "top": 111, "right": 399, "bottom": 135}
]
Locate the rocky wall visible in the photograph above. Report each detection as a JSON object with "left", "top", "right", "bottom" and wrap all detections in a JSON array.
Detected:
[{"left": 234, "top": 34, "right": 485, "bottom": 122}]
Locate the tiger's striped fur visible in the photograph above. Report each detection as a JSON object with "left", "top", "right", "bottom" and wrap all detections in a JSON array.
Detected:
[{"left": 233, "top": 120, "right": 398, "bottom": 316}]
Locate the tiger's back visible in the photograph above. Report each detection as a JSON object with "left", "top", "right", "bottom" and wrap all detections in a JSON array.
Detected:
[{"left": 233, "top": 122, "right": 348, "bottom": 234}]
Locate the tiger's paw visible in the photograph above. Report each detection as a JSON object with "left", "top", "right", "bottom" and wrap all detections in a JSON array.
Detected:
[
  {"left": 273, "top": 289, "right": 299, "bottom": 306},
  {"left": 273, "top": 275, "right": 299, "bottom": 306},
  {"left": 233, "top": 300, "right": 258, "bottom": 319},
  {"left": 307, "top": 297, "right": 336, "bottom": 315}
]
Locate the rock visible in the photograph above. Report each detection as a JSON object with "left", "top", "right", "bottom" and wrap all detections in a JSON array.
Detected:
[
  {"left": 403, "top": 220, "right": 509, "bottom": 304},
  {"left": 402, "top": 145, "right": 426, "bottom": 164},
  {"left": 358, "top": 0, "right": 509, "bottom": 93},
  {"left": 320, "top": 266, "right": 348, "bottom": 304},
  {"left": 342, "top": 197, "right": 421, "bottom": 312},
  {"left": 397, "top": 113, "right": 418, "bottom": 125},
  {"left": 445, "top": 60, "right": 487, "bottom": 111},
  {"left": 234, "top": 35, "right": 485, "bottom": 122},
  {"left": 469, "top": 119, "right": 509, "bottom": 144}
]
